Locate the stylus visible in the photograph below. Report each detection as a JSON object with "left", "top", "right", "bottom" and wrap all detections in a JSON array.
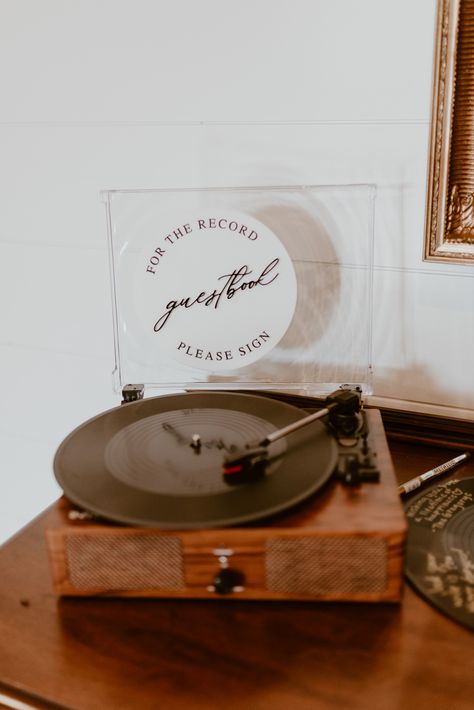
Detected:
[{"left": 222, "top": 389, "right": 362, "bottom": 482}]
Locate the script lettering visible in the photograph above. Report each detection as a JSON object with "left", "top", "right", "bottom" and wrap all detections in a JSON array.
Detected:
[{"left": 153, "top": 258, "right": 279, "bottom": 333}]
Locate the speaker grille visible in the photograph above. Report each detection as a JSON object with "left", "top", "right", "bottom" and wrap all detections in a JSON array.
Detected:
[
  {"left": 65, "top": 534, "right": 185, "bottom": 591},
  {"left": 265, "top": 537, "right": 387, "bottom": 595}
]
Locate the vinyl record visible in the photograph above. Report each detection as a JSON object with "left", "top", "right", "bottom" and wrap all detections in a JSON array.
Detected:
[
  {"left": 405, "top": 477, "right": 474, "bottom": 630},
  {"left": 54, "top": 391, "right": 338, "bottom": 528}
]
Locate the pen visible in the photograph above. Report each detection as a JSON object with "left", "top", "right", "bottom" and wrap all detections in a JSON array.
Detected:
[{"left": 398, "top": 452, "right": 471, "bottom": 495}]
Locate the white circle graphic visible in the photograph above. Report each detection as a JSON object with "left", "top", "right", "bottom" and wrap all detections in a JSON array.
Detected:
[{"left": 135, "top": 210, "right": 297, "bottom": 371}]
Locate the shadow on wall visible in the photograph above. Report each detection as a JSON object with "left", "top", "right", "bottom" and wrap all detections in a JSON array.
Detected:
[
  {"left": 373, "top": 364, "right": 474, "bottom": 413},
  {"left": 253, "top": 203, "right": 340, "bottom": 353},
  {"left": 207, "top": 201, "right": 343, "bottom": 386}
]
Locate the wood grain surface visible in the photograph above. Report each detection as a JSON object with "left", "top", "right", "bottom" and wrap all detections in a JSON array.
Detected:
[{"left": 0, "top": 440, "right": 473, "bottom": 710}]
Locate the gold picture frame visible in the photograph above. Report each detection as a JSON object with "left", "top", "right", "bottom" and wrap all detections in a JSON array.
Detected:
[{"left": 425, "top": 0, "right": 474, "bottom": 262}]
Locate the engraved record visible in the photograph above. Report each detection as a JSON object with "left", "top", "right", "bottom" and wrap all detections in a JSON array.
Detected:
[
  {"left": 405, "top": 477, "right": 474, "bottom": 630},
  {"left": 54, "top": 391, "right": 338, "bottom": 528}
]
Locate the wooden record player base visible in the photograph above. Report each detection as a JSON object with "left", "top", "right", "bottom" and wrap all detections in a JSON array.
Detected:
[
  {"left": 0, "top": 438, "right": 473, "bottom": 710},
  {"left": 46, "top": 409, "right": 407, "bottom": 602}
]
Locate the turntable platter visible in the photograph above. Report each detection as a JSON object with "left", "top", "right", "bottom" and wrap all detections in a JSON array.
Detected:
[{"left": 54, "top": 391, "right": 338, "bottom": 528}]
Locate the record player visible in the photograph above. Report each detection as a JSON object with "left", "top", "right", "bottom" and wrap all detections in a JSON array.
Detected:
[{"left": 46, "top": 184, "right": 407, "bottom": 601}]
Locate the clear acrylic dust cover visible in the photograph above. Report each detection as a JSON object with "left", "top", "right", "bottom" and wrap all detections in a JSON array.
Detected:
[{"left": 102, "top": 184, "right": 376, "bottom": 395}]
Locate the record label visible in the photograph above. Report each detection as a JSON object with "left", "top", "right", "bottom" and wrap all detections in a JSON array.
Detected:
[{"left": 405, "top": 477, "right": 474, "bottom": 630}]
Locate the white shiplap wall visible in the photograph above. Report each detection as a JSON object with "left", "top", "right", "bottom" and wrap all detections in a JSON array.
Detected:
[{"left": 1, "top": 0, "right": 473, "bottom": 544}]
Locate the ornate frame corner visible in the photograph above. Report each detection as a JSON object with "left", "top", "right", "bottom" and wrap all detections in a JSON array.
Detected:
[{"left": 425, "top": 0, "right": 474, "bottom": 263}]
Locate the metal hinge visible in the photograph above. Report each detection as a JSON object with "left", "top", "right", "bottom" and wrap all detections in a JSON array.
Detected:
[{"left": 121, "top": 383, "right": 145, "bottom": 405}]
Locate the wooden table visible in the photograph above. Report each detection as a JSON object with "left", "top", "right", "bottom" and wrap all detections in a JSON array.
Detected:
[{"left": 1, "top": 440, "right": 473, "bottom": 710}]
